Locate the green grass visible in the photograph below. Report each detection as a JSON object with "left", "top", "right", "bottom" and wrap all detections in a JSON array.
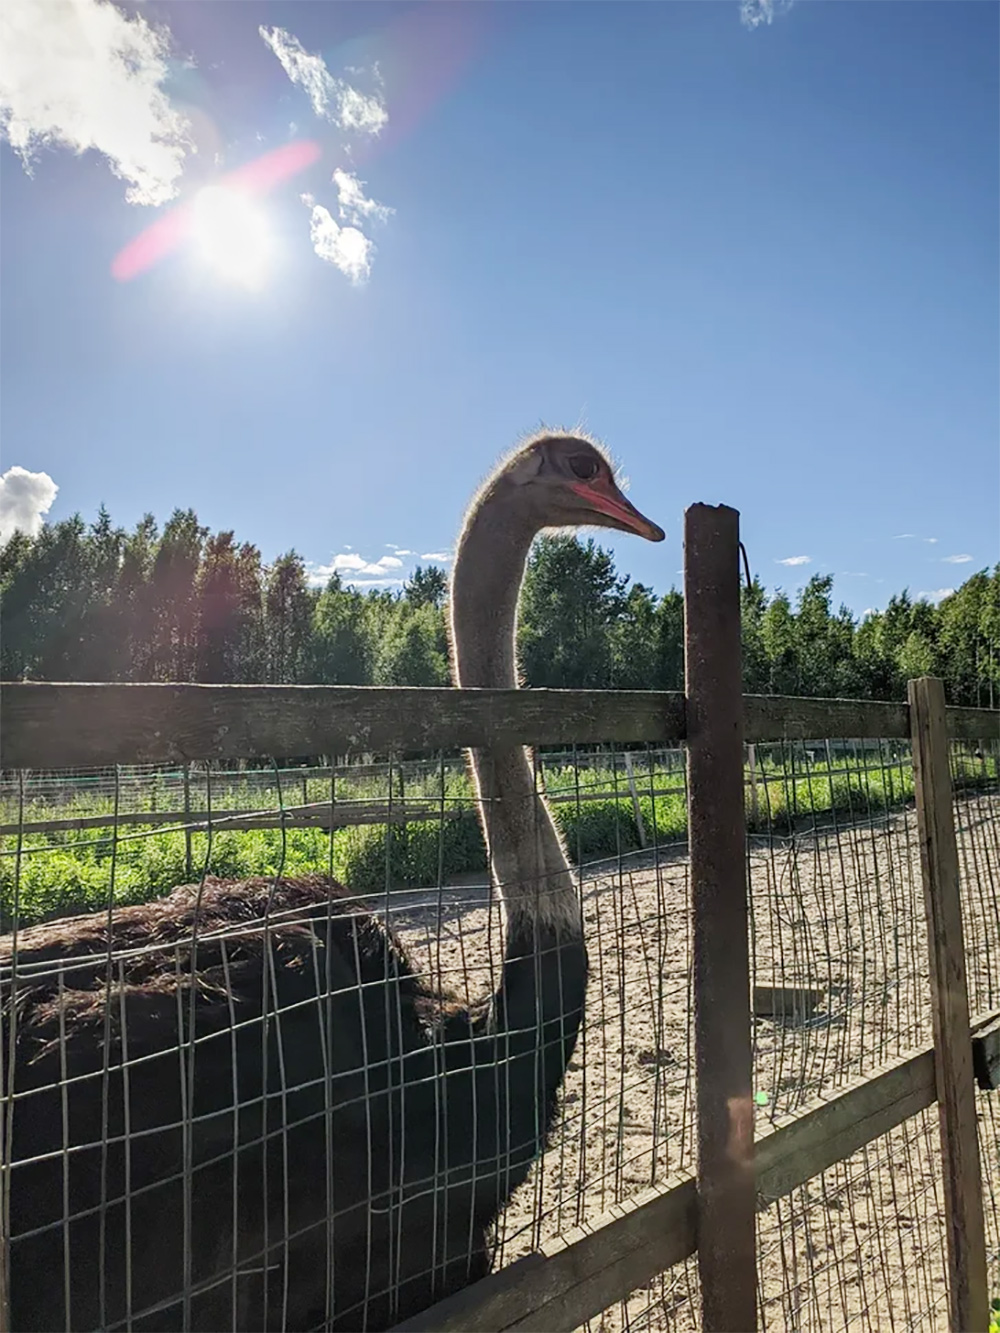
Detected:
[{"left": 2, "top": 753, "right": 995, "bottom": 929}]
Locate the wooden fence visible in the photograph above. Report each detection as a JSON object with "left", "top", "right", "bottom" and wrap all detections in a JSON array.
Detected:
[{"left": 1, "top": 503, "right": 997, "bottom": 1333}]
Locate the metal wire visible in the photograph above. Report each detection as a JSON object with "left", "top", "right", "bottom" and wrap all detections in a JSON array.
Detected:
[{"left": 1, "top": 733, "right": 997, "bottom": 1332}]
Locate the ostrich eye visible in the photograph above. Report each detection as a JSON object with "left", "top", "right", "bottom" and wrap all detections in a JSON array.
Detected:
[{"left": 568, "top": 455, "right": 599, "bottom": 481}]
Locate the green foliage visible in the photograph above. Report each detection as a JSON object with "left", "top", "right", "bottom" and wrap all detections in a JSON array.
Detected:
[
  {"left": 369, "top": 600, "right": 449, "bottom": 686},
  {"left": 332, "top": 814, "right": 487, "bottom": 895},
  {"left": 519, "top": 536, "right": 627, "bottom": 688},
  {"left": 0, "top": 504, "right": 997, "bottom": 705},
  {"left": 308, "top": 574, "right": 371, "bottom": 684},
  {"left": 9, "top": 752, "right": 991, "bottom": 930},
  {"left": 404, "top": 564, "right": 448, "bottom": 609}
]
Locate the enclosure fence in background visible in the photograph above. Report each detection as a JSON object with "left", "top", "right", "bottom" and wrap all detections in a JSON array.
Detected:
[{"left": 1, "top": 513, "right": 997, "bottom": 1333}]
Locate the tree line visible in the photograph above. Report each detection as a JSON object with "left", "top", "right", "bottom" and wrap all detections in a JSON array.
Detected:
[{"left": 1, "top": 507, "right": 997, "bottom": 706}]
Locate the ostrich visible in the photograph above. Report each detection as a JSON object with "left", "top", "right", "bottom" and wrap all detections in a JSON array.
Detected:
[{"left": 2, "top": 432, "right": 664, "bottom": 1332}]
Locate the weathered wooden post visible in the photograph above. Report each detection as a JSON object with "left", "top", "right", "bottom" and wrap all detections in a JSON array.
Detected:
[
  {"left": 908, "top": 676, "right": 988, "bottom": 1333},
  {"left": 182, "top": 761, "right": 193, "bottom": 881},
  {"left": 747, "top": 743, "right": 759, "bottom": 828},
  {"left": 684, "top": 504, "right": 756, "bottom": 1332},
  {"left": 623, "top": 752, "right": 648, "bottom": 848}
]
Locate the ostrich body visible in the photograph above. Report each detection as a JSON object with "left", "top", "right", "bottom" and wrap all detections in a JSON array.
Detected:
[{"left": 2, "top": 433, "right": 663, "bottom": 1332}]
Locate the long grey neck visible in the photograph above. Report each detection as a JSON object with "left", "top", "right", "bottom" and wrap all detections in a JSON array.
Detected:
[{"left": 450, "top": 495, "right": 581, "bottom": 938}]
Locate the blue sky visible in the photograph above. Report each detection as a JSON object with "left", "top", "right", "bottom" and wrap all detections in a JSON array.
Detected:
[{"left": 1, "top": 0, "right": 996, "bottom": 613}]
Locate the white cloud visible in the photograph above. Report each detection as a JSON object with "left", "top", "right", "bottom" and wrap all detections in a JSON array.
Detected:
[
  {"left": 918, "top": 588, "right": 956, "bottom": 604},
  {"left": 0, "top": 466, "right": 58, "bottom": 544},
  {"left": 740, "top": 0, "right": 794, "bottom": 29},
  {"left": 304, "top": 198, "right": 373, "bottom": 283},
  {"left": 892, "top": 533, "right": 917, "bottom": 540},
  {"left": 259, "top": 26, "right": 386, "bottom": 134},
  {"left": 942, "top": 554, "right": 973, "bottom": 564},
  {"left": 306, "top": 551, "right": 404, "bottom": 585},
  {"left": 330, "top": 553, "right": 367, "bottom": 573},
  {"left": 421, "top": 552, "right": 452, "bottom": 563},
  {"left": 775, "top": 555, "right": 811, "bottom": 567},
  {"left": 332, "top": 167, "right": 392, "bottom": 227},
  {"left": 924, "top": 537, "right": 938, "bottom": 544},
  {"left": 395, "top": 549, "right": 413, "bottom": 556},
  {"left": 0, "top": 0, "right": 191, "bottom": 206}
]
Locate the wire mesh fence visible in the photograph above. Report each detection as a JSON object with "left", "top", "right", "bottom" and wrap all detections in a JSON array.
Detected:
[
  {"left": 2, "top": 727, "right": 998, "bottom": 1331},
  {"left": 952, "top": 736, "right": 1000, "bottom": 1329}
]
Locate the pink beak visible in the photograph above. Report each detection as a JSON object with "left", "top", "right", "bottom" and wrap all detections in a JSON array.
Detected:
[{"left": 568, "top": 477, "right": 665, "bottom": 542}]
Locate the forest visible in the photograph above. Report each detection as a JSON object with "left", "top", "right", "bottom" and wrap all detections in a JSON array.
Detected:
[{"left": 1, "top": 505, "right": 997, "bottom": 707}]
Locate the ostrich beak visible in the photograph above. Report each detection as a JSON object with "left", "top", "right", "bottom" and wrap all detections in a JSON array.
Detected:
[{"left": 569, "top": 477, "right": 665, "bottom": 542}]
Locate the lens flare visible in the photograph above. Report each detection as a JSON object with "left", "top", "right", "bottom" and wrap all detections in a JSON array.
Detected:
[
  {"left": 112, "top": 139, "right": 321, "bottom": 283},
  {"left": 191, "top": 186, "right": 271, "bottom": 287}
]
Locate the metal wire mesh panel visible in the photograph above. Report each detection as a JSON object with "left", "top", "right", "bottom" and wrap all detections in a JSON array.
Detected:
[
  {"left": 2, "top": 729, "right": 997, "bottom": 1333},
  {"left": 583, "top": 736, "right": 998, "bottom": 1333},
  {"left": 746, "top": 738, "right": 999, "bottom": 1333},
  {"left": 1, "top": 744, "right": 694, "bottom": 1332},
  {"left": 951, "top": 734, "right": 1000, "bottom": 1326}
]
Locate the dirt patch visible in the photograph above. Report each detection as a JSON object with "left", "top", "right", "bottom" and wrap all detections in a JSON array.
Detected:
[{"left": 390, "top": 795, "right": 1000, "bottom": 1331}]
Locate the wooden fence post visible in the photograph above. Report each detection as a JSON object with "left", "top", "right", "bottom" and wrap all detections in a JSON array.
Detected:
[
  {"left": 684, "top": 504, "right": 756, "bottom": 1332},
  {"left": 908, "top": 676, "right": 988, "bottom": 1333},
  {"left": 747, "top": 743, "right": 759, "bottom": 829},
  {"left": 622, "top": 753, "right": 648, "bottom": 848},
  {"left": 183, "top": 762, "right": 193, "bottom": 881}
]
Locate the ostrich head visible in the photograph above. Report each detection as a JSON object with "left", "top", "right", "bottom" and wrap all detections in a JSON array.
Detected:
[
  {"left": 490, "top": 433, "right": 665, "bottom": 543},
  {"left": 451, "top": 431, "right": 664, "bottom": 691}
]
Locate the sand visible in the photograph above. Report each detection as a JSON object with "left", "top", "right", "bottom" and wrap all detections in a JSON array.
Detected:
[{"left": 389, "top": 791, "right": 1000, "bottom": 1332}]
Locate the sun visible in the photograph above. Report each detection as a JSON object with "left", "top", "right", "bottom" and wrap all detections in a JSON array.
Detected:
[{"left": 190, "top": 185, "right": 272, "bottom": 288}]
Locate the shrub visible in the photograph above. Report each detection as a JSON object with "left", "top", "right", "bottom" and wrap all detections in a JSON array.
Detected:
[{"left": 554, "top": 799, "right": 640, "bottom": 859}]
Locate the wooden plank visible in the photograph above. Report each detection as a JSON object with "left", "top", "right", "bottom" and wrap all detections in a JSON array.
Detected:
[
  {"left": 908, "top": 676, "right": 988, "bottom": 1333},
  {"left": 622, "top": 752, "right": 648, "bottom": 847},
  {"left": 683, "top": 504, "right": 756, "bottom": 1332},
  {"left": 0, "top": 803, "right": 466, "bottom": 837},
  {"left": 944, "top": 705, "right": 1000, "bottom": 743},
  {"left": 0, "top": 684, "right": 685, "bottom": 768},
  {"left": 743, "top": 696, "right": 996, "bottom": 743},
  {"left": 394, "top": 1176, "right": 697, "bottom": 1333},
  {"left": 752, "top": 983, "right": 825, "bottom": 1022},
  {"left": 743, "top": 694, "right": 909, "bottom": 742},
  {"left": 395, "top": 1016, "right": 1000, "bottom": 1333},
  {"left": 1, "top": 683, "right": 996, "bottom": 770},
  {"left": 0, "top": 782, "right": 694, "bottom": 838},
  {"left": 747, "top": 742, "right": 760, "bottom": 826},
  {"left": 755, "top": 1049, "right": 935, "bottom": 1199},
  {"left": 972, "top": 1012, "right": 1000, "bottom": 1091}
]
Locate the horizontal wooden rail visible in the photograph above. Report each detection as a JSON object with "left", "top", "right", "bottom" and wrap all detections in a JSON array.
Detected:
[
  {"left": 0, "top": 683, "right": 995, "bottom": 769},
  {"left": 0, "top": 685, "right": 685, "bottom": 767},
  {"left": 0, "top": 782, "right": 697, "bottom": 839},
  {"left": 393, "top": 1010, "right": 999, "bottom": 1332},
  {"left": 0, "top": 802, "right": 466, "bottom": 838}
]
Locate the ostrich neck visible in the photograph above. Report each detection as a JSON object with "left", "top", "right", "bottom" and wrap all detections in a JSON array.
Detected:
[{"left": 450, "top": 500, "right": 581, "bottom": 938}]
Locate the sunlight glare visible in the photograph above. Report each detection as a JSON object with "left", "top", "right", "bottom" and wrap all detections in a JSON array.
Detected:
[{"left": 191, "top": 186, "right": 272, "bottom": 288}]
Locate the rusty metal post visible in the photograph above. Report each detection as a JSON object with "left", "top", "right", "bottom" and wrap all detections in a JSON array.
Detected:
[{"left": 684, "top": 504, "right": 756, "bottom": 1332}]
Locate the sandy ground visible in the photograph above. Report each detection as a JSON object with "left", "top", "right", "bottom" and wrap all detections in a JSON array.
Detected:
[{"left": 389, "top": 792, "right": 1000, "bottom": 1333}]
